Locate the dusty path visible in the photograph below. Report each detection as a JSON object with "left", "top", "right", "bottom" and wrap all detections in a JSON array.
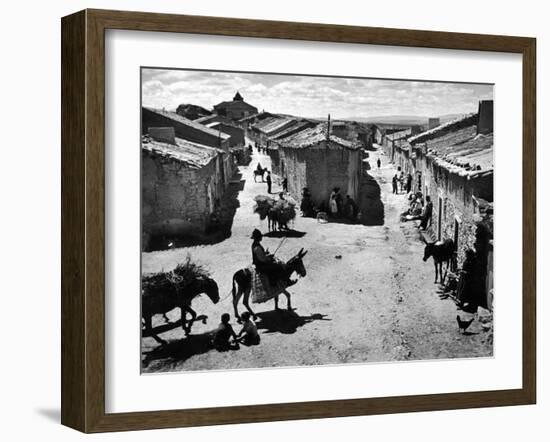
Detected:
[{"left": 141, "top": 148, "right": 492, "bottom": 373}]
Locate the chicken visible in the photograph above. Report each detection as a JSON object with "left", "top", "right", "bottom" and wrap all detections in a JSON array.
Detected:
[{"left": 456, "top": 315, "right": 474, "bottom": 334}]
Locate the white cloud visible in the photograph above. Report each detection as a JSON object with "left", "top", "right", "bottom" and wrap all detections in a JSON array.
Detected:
[{"left": 141, "top": 68, "right": 493, "bottom": 118}]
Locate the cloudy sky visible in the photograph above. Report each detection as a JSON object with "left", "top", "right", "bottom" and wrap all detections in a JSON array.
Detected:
[{"left": 142, "top": 68, "right": 493, "bottom": 119}]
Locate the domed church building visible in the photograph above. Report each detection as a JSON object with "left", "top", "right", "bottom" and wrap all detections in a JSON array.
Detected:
[{"left": 213, "top": 91, "right": 258, "bottom": 121}]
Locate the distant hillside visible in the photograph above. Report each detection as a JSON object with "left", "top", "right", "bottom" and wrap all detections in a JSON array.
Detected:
[
  {"left": 175, "top": 103, "right": 212, "bottom": 120},
  {"left": 438, "top": 113, "right": 469, "bottom": 124},
  {"left": 339, "top": 113, "right": 471, "bottom": 126}
]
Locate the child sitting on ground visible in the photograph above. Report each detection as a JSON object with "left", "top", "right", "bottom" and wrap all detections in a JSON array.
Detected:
[
  {"left": 236, "top": 312, "right": 260, "bottom": 346},
  {"left": 212, "top": 313, "right": 238, "bottom": 351}
]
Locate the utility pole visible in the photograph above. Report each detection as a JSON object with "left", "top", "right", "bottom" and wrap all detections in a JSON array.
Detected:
[{"left": 327, "top": 113, "right": 331, "bottom": 141}]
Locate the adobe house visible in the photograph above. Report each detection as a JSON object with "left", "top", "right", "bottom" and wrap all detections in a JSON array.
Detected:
[
  {"left": 213, "top": 91, "right": 258, "bottom": 121},
  {"left": 278, "top": 123, "right": 363, "bottom": 209},
  {"left": 142, "top": 107, "right": 236, "bottom": 188},
  {"left": 408, "top": 102, "right": 494, "bottom": 309},
  {"left": 205, "top": 121, "right": 245, "bottom": 148},
  {"left": 206, "top": 121, "right": 249, "bottom": 165},
  {"left": 142, "top": 107, "right": 230, "bottom": 151},
  {"left": 383, "top": 128, "right": 412, "bottom": 162},
  {"left": 256, "top": 117, "right": 297, "bottom": 145},
  {"left": 248, "top": 115, "right": 283, "bottom": 144},
  {"left": 141, "top": 128, "right": 226, "bottom": 250},
  {"left": 267, "top": 120, "right": 318, "bottom": 175}
]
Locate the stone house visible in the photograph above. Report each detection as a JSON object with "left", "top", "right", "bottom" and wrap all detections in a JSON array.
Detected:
[
  {"left": 213, "top": 91, "right": 258, "bottom": 121},
  {"left": 142, "top": 107, "right": 231, "bottom": 150},
  {"left": 141, "top": 129, "right": 226, "bottom": 250},
  {"left": 142, "top": 107, "right": 235, "bottom": 187},
  {"left": 277, "top": 123, "right": 363, "bottom": 209},
  {"left": 204, "top": 121, "right": 245, "bottom": 148},
  {"left": 248, "top": 115, "right": 283, "bottom": 144},
  {"left": 383, "top": 128, "right": 413, "bottom": 161},
  {"left": 267, "top": 121, "right": 318, "bottom": 175},
  {"left": 407, "top": 103, "right": 494, "bottom": 308},
  {"left": 206, "top": 121, "right": 250, "bottom": 165},
  {"left": 236, "top": 111, "right": 273, "bottom": 137},
  {"left": 256, "top": 117, "right": 297, "bottom": 145}
]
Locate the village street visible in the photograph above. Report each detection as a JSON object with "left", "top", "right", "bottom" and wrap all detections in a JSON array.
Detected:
[{"left": 141, "top": 147, "right": 492, "bottom": 373}]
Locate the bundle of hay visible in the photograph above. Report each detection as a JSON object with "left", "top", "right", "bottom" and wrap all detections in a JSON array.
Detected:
[
  {"left": 142, "top": 255, "right": 210, "bottom": 292},
  {"left": 253, "top": 195, "right": 276, "bottom": 220},
  {"left": 272, "top": 198, "right": 297, "bottom": 224}
]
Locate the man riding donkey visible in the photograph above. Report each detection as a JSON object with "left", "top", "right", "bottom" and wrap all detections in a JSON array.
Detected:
[
  {"left": 231, "top": 229, "right": 307, "bottom": 321},
  {"left": 251, "top": 228, "right": 296, "bottom": 289}
]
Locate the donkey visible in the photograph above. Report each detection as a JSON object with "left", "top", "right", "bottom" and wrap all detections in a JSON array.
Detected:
[
  {"left": 253, "top": 167, "right": 267, "bottom": 182},
  {"left": 267, "top": 208, "right": 290, "bottom": 232},
  {"left": 422, "top": 238, "right": 455, "bottom": 284},
  {"left": 231, "top": 248, "right": 307, "bottom": 321},
  {"left": 142, "top": 276, "right": 219, "bottom": 345}
]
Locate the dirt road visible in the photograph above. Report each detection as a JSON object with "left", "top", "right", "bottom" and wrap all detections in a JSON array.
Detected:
[{"left": 141, "top": 148, "right": 492, "bottom": 373}]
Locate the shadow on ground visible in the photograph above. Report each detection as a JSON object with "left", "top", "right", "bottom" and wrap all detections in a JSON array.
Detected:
[
  {"left": 264, "top": 229, "right": 306, "bottom": 238},
  {"left": 358, "top": 173, "right": 385, "bottom": 226},
  {"left": 142, "top": 319, "right": 184, "bottom": 337},
  {"left": 255, "top": 309, "right": 330, "bottom": 334},
  {"left": 142, "top": 330, "right": 217, "bottom": 368}
]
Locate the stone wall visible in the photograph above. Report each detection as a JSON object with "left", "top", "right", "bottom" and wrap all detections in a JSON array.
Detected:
[
  {"left": 141, "top": 150, "right": 222, "bottom": 249},
  {"left": 418, "top": 153, "right": 493, "bottom": 266},
  {"left": 210, "top": 123, "right": 245, "bottom": 147},
  {"left": 142, "top": 108, "right": 229, "bottom": 150},
  {"left": 280, "top": 142, "right": 361, "bottom": 210}
]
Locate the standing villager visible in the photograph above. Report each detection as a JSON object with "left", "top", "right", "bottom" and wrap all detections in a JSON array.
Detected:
[
  {"left": 457, "top": 249, "right": 481, "bottom": 314},
  {"left": 406, "top": 173, "right": 413, "bottom": 193},
  {"left": 329, "top": 187, "right": 342, "bottom": 217},
  {"left": 265, "top": 171, "right": 272, "bottom": 194},
  {"left": 399, "top": 171, "right": 405, "bottom": 192},
  {"left": 377, "top": 158, "right": 381, "bottom": 168},
  {"left": 300, "top": 187, "right": 314, "bottom": 217},
  {"left": 344, "top": 195, "right": 359, "bottom": 220},
  {"left": 420, "top": 195, "right": 433, "bottom": 230},
  {"left": 329, "top": 194, "right": 338, "bottom": 217},
  {"left": 334, "top": 187, "right": 343, "bottom": 214},
  {"left": 392, "top": 174, "right": 398, "bottom": 194},
  {"left": 282, "top": 177, "right": 288, "bottom": 193}
]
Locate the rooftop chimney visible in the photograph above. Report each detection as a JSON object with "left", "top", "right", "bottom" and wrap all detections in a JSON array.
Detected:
[
  {"left": 428, "top": 118, "right": 440, "bottom": 130},
  {"left": 477, "top": 100, "right": 494, "bottom": 134},
  {"left": 148, "top": 127, "right": 176, "bottom": 144}
]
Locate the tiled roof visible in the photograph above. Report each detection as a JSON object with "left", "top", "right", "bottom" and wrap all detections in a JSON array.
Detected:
[
  {"left": 237, "top": 112, "right": 272, "bottom": 123},
  {"left": 141, "top": 136, "right": 223, "bottom": 169},
  {"left": 271, "top": 121, "right": 314, "bottom": 140},
  {"left": 252, "top": 116, "right": 282, "bottom": 130},
  {"left": 386, "top": 128, "right": 412, "bottom": 141},
  {"left": 143, "top": 107, "right": 231, "bottom": 140},
  {"left": 424, "top": 126, "right": 493, "bottom": 175},
  {"left": 279, "top": 123, "right": 361, "bottom": 150},
  {"left": 408, "top": 113, "right": 493, "bottom": 176},
  {"left": 408, "top": 114, "right": 477, "bottom": 145},
  {"left": 258, "top": 118, "right": 295, "bottom": 135},
  {"left": 194, "top": 115, "right": 223, "bottom": 125}
]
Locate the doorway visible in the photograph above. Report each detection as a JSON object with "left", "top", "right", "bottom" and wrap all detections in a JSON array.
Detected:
[{"left": 437, "top": 197, "right": 443, "bottom": 240}]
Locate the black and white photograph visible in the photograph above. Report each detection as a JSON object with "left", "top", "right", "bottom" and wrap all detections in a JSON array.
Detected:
[{"left": 140, "top": 68, "right": 494, "bottom": 373}]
